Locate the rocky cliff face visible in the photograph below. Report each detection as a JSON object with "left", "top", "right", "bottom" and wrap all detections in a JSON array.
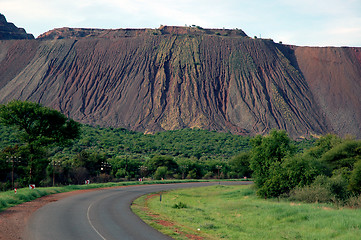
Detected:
[
  {"left": 0, "top": 23, "right": 360, "bottom": 138},
  {"left": 0, "top": 14, "right": 34, "bottom": 40}
]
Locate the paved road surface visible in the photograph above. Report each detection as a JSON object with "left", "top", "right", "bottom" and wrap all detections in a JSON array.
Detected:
[{"left": 25, "top": 181, "right": 252, "bottom": 240}]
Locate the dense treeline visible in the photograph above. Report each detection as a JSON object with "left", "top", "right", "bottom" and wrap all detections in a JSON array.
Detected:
[
  {"left": 0, "top": 101, "right": 260, "bottom": 190},
  {"left": 250, "top": 130, "right": 361, "bottom": 207},
  {"left": 59, "top": 125, "right": 251, "bottom": 160},
  {"left": 0, "top": 123, "right": 254, "bottom": 189},
  {"left": 49, "top": 124, "right": 256, "bottom": 184}
]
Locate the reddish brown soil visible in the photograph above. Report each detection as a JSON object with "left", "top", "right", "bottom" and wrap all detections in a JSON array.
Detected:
[{"left": 293, "top": 46, "right": 361, "bottom": 137}]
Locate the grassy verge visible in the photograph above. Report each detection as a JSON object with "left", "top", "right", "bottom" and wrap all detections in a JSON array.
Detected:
[
  {"left": 0, "top": 179, "right": 215, "bottom": 212},
  {"left": 132, "top": 185, "right": 361, "bottom": 240}
]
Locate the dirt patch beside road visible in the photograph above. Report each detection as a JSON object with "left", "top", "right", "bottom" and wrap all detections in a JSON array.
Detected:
[{"left": 0, "top": 188, "right": 110, "bottom": 240}]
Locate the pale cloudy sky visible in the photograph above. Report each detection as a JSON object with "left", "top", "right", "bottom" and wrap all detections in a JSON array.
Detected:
[{"left": 1, "top": 0, "right": 360, "bottom": 47}]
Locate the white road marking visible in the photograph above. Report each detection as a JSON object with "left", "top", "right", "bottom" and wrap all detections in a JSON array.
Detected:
[{"left": 87, "top": 202, "right": 107, "bottom": 240}]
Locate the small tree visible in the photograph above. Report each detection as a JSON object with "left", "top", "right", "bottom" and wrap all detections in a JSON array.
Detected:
[
  {"left": 229, "top": 152, "right": 252, "bottom": 178},
  {"left": 146, "top": 155, "right": 178, "bottom": 175},
  {"left": 154, "top": 166, "right": 168, "bottom": 180}
]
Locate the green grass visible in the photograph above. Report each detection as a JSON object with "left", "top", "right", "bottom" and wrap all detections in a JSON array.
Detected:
[
  {"left": 0, "top": 179, "right": 211, "bottom": 212},
  {"left": 132, "top": 185, "right": 361, "bottom": 240}
]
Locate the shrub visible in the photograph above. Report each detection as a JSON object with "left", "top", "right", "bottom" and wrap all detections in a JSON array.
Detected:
[
  {"left": 0, "top": 198, "right": 8, "bottom": 208},
  {"left": 186, "top": 169, "right": 197, "bottom": 179},
  {"left": 328, "top": 175, "right": 349, "bottom": 200},
  {"left": 173, "top": 173, "right": 182, "bottom": 179},
  {"left": 153, "top": 166, "right": 168, "bottom": 180},
  {"left": 283, "top": 155, "right": 322, "bottom": 188},
  {"left": 201, "top": 223, "right": 218, "bottom": 229},
  {"left": 172, "top": 201, "right": 188, "bottom": 209},
  {"left": 97, "top": 173, "right": 111, "bottom": 183},
  {"left": 290, "top": 175, "right": 348, "bottom": 203},
  {"left": 203, "top": 171, "right": 213, "bottom": 179},
  {"left": 345, "top": 195, "right": 361, "bottom": 208},
  {"left": 349, "top": 159, "right": 361, "bottom": 194},
  {"left": 229, "top": 152, "right": 252, "bottom": 178},
  {"left": 289, "top": 185, "right": 332, "bottom": 203},
  {"left": 228, "top": 171, "right": 238, "bottom": 179}
]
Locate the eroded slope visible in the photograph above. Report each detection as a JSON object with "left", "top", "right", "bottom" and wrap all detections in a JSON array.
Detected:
[{"left": 0, "top": 30, "right": 336, "bottom": 138}]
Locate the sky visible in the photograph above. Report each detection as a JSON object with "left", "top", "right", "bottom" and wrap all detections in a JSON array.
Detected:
[{"left": 1, "top": 0, "right": 361, "bottom": 47}]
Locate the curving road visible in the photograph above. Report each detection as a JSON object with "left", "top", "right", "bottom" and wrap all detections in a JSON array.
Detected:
[{"left": 24, "top": 181, "right": 252, "bottom": 240}]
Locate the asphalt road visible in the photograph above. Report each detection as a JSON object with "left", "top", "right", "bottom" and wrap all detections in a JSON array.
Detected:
[{"left": 25, "top": 181, "right": 252, "bottom": 240}]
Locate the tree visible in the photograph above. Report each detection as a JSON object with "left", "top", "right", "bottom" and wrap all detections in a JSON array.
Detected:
[
  {"left": 321, "top": 140, "right": 361, "bottom": 172},
  {"left": 306, "top": 134, "right": 342, "bottom": 159},
  {"left": 229, "top": 152, "right": 252, "bottom": 178},
  {"left": 146, "top": 155, "right": 178, "bottom": 175},
  {"left": 282, "top": 155, "right": 322, "bottom": 188},
  {"left": 349, "top": 159, "right": 361, "bottom": 194},
  {"left": 0, "top": 100, "right": 81, "bottom": 184},
  {"left": 110, "top": 156, "right": 141, "bottom": 179},
  {"left": 250, "top": 129, "right": 296, "bottom": 198},
  {"left": 0, "top": 100, "right": 80, "bottom": 148},
  {"left": 153, "top": 166, "right": 168, "bottom": 180}
]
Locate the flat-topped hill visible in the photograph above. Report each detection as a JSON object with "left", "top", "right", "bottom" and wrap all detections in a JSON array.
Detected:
[{"left": 0, "top": 15, "right": 360, "bottom": 138}]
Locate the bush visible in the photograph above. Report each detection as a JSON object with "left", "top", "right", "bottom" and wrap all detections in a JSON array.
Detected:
[
  {"left": 349, "top": 159, "right": 361, "bottom": 194},
  {"left": 345, "top": 195, "right": 361, "bottom": 208},
  {"left": 290, "top": 175, "right": 348, "bottom": 203},
  {"left": 228, "top": 171, "right": 238, "bottom": 179},
  {"left": 172, "top": 201, "right": 188, "bottom": 209},
  {"left": 289, "top": 185, "right": 332, "bottom": 203},
  {"left": 282, "top": 155, "right": 323, "bottom": 188},
  {"left": 0, "top": 198, "right": 8, "bottom": 208},
  {"left": 328, "top": 175, "right": 349, "bottom": 200},
  {"left": 201, "top": 223, "right": 218, "bottom": 229},
  {"left": 229, "top": 152, "right": 252, "bottom": 178},
  {"left": 186, "top": 169, "right": 197, "bottom": 179},
  {"left": 173, "top": 173, "right": 182, "bottom": 179},
  {"left": 153, "top": 166, "right": 168, "bottom": 180},
  {"left": 97, "top": 173, "right": 112, "bottom": 183},
  {"left": 203, "top": 171, "right": 213, "bottom": 179}
]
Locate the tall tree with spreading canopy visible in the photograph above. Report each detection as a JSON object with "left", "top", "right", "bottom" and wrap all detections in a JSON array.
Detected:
[{"left": 0, "top": 100, "right": 81, "bottom": 184}]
